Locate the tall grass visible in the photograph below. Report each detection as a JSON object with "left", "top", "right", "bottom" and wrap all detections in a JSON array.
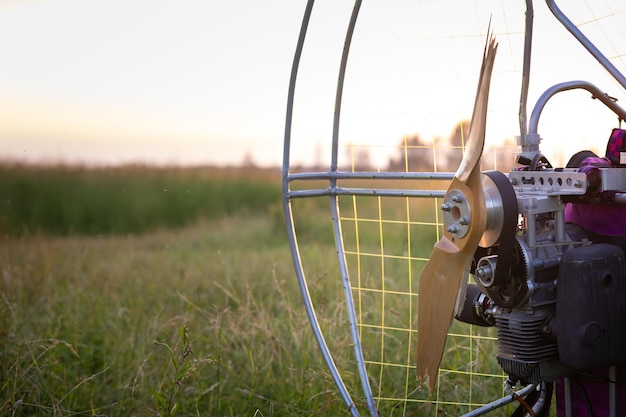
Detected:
[
  {"left": 0, "top": 163, "right": 281, "bottom": 236},
  {"left": 0, "top": 215, "right": 355, "bottom": 416},
  {"left": 0, "top": 164, "right": 514, "bottom": 416}
]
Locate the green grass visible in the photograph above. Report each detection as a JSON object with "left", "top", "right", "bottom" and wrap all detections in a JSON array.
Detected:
[
  {"left": 0, "top": 163, "right": 281, "bottom": 236},
  {"left": 0, "top": 215, "right": 349, "bottom": 416},
  {"left": 0, "top": 164, "right": 514, "bottom": 416}
]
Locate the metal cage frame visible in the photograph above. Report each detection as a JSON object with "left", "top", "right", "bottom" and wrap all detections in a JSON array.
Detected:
[{"left": 281, "top": 1, "right": 626, "bottom": 416}]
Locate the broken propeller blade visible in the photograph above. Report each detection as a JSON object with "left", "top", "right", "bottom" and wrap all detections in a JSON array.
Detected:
[{"left": 416, "top": 34, "right": 497, "bottom": 393}]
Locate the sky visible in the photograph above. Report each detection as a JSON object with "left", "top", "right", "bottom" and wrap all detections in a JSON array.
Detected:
[{"left": 1, "top": 0, "right": 625, "bottom": 168}]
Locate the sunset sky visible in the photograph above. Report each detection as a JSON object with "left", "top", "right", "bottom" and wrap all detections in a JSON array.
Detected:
[{"left": 1, "top": 0, "right": 625, "bottom": 167}]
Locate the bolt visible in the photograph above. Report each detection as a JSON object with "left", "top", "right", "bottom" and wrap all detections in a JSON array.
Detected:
[
  {"left": 475, "top": 267, "right": 485, "bottom": 279},
  {"left": 459, "top": 216, "right": 469, "bottom": 226},
  {"left": 451, "top": 194, "right": 463, "bottom": 203},
  {"left": 475, "top": 265, "right": 493, "bottom": 280},
  {"left": 440, "top": 203, "right": 452, "bottom": 212},
  {"left": 447, "top": 225, "right": 458, "bottom": 234},
  {"left": 573, "top": 180, "right": 582, "bottom": 188}
]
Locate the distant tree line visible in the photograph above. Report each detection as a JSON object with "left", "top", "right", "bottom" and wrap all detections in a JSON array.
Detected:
[{"left": 344, "top": 120, "right": 516, "bottom": 173}]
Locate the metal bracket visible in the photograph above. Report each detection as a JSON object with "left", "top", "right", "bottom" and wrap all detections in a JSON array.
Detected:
[
  {"left": 508, "top": 170, "right": 588, "bottom": 195},
  {"left": 600, "top": 168, "right": 626, "bottom": 192}
]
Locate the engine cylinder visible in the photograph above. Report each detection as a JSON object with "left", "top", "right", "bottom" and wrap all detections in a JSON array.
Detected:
[{"left": 495, "top": 308, "right": 560, "bottom": 383}]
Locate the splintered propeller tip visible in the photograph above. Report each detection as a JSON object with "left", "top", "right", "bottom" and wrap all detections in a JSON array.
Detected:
[{"left": 416, "top": 33, "right": 497, "bottom": 393}]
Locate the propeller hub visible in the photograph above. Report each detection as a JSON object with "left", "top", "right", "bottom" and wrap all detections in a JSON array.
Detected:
[{"left": 441, "top": 189, "right": 472, "bottom": 238}]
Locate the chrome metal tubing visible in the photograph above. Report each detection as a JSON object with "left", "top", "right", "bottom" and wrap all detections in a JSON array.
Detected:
[
  {"left": 529, "top": 81, "right": 626, "bottom": 136},
  {"left": 287, "top": 170, "right": 454, "bottom": 182},
  {"left": 282, "top": 1, "right": 361, "bottom": 415},
  {"left": 287, "top": 187, "right": 446, "bottom": 199},
  {"left": 546, "top": 0, "right": 626, "bottom": 90},
  {"left": 459, "top": 384, "right": 538, "bottom": 417},
  {"left": 328, "top": 1, "right": 380, "bottom": 415},
  {"left": 519, "top": 0, "right": 534, "bottom": 142}
]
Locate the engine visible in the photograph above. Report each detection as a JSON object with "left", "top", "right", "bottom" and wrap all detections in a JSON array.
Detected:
[{"left": 457, "top": 168, "right": 626, "bottom": 385}]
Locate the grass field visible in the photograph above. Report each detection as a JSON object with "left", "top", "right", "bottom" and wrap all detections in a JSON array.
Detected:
[
  {"left": 0, "top": 163, "right": 281, "bottom": 236},
  {"left": 0, "top": 163, "right": 358, "bottom": 416},
  {"left": 0, "top": 163, "right": 512, "bottom": 416},
  {"left": 1, "top": 215, "right": 351, "bottom": 416}
]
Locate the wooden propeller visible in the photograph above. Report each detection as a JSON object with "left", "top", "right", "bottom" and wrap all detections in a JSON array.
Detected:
[{"left": 416, "top": 34, "right": 498, "bottom": 392}]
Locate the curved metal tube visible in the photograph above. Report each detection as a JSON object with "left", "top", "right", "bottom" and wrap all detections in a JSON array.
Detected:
[
  {"left": 459, "top": 384, "right": 538, "bottom": 417},
  {"left": 282, "top": 1, "right": 360, "bottom": 415},
  {"left": 546, "top": 0, "right": 626, "bottom": 90},
  {"left": 330, "top": 1, "right": 360, "bottom": 172},
  {"left": 528, "top": 80, "right": 626, "bottom": 136},
  {"left": 328, "top": 1, "right": 380, "bottom": 416}
]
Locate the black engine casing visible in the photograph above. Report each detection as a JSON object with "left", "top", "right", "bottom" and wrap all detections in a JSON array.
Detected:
[
  {"left": 555, "top": 242, "right": 626, "bottom": 370},
  {"left": 493, "top": 241, "right": 626, "bottom": 384}
]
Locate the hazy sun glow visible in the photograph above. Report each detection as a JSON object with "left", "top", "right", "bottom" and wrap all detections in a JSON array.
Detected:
[{"left": 1, "top": 0, "right": 625, "bottom": 167}]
